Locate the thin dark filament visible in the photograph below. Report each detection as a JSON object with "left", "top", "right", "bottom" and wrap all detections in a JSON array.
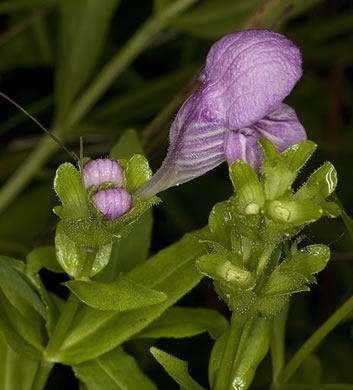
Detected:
[{"left": 0, "top": 91, "right": 78, "bottom": 161}]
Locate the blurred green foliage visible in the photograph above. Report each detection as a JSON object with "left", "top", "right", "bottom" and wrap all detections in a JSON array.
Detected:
[{"left": 0, "top": 0, "right": 352, "bottom": 388}]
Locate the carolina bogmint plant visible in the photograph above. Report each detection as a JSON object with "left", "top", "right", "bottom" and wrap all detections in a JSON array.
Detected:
[{"left": 1, "top": 28, "right": 353, "bottom": 390}]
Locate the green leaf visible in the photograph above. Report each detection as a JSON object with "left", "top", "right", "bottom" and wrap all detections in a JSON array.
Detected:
[
  {"left": 57, "top": 232, "right": 205, "bottom": 364},
  {"left": 26, "top": 246, "right": 63, "bottom": 275},
  {"left": 0, "top": 290, "right": 43, "bottom": 360},
  {"left": 281, "top": 385, "right": 353, "bottom": 390},
  {"left": 110, "top": 129, "right": 144, "bottom": 159},
  {"left": 150, "top": 347, "right": 206, "bottom": 390},
  {"left": 64, "top": 274, "right": 167, "bottom": 311},
  {"left": 0, "top": 337, "right": 39, "bottom": 390},
  {"left": 229, "top": 160, "right": 265, "bottom": 214},
  {"left": 55, "top": 221, "right": 112, "bottom": 278},
  {"left": 124, "top": 155, "right": 153, "bottom": 193},
  {"left": 74, "top": 346, "right": 156, "bottom": 390},
  {"left": 0, "top": 256, "right": 46, "bottom": 318},
  {"left": 54, "top": 163, "right": 89, "bottom": 219},
  {"left": 134, "top": 307, "right": 228, "bottom": 340},
  {"left": 55, "top": 0, "right": 120, "bottom": 122}
]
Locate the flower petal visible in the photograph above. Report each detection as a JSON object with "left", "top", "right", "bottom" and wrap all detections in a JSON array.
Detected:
[
  {"left": 253, "top": 103, "right": 307, "bottom": 152},
  {"left": 224, "top": 103, "right": 307, "bottom": 173},
  {"left": 199, "top": 30, "right": 302, "bottom": 129},
  {"left": 224, "top": 130, "right": 262, "bottom": 173},
  {"left": 136, "top": 95, "right": 227, "bottom": 199}
]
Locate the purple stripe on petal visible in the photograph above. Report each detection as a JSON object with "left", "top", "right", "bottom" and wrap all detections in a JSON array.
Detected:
[
  {"left": 92, "top": 188, "right": 132, "bottom": 220},
  {"left": 83, "top": 158, "right": 123, "bottom": 190},
  {"left": 224, "top": 130, "right": 262, "bottom": 173},
  {"left": 252, "top": 103, "right": 307, "bottom": 152}
]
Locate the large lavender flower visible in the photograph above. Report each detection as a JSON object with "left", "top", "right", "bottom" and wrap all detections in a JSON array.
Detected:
[{"left": 137, "top": 30, "right": 306, "bottom": 199}]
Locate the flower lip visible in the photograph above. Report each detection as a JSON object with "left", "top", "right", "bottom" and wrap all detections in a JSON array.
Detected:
[
  {"left": 83, "top": 158, "right": 123, "bottom": 190},
  {"left": 92, "top": 188, "right": 132, "bottom": 220}
]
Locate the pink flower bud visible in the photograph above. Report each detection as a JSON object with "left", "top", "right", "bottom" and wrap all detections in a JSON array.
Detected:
[
  {"left": 92, "top": 188, "right": 132, "bottom": 220},
  {"left": 83, "top": 158, "right": 123, "bottom": 190}
]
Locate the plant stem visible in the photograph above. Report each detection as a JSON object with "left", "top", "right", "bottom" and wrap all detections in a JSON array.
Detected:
[
  {"left": 278, "top": 294, "right": 353, "bottom": 385},
  {"left": 214, "top": 313, "right": 246, "bottom": 390},
  {"left": 271, "top": 302, "right": 289, "bottom": 389},
  {"left": 31, "top": 360, "right": 54, "bottom": 390},
  {"left": 65, "top": 0, "right": 197, "bottom": 129},
  {"left": 45, "top": 293, "right": 80, "bottom": 361}
]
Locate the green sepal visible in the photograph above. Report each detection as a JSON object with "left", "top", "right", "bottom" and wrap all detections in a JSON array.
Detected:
[
  {"left": 229, "top": 159, "right": 265, "bottom": 215},
  {"left": 124, "top": 154, "right": 152, "bottom": 193},
  {"left": 196, "top": 254, "right": 255, "bottom": 289},
  {"left": 55, "top": 221, "right": 112, "bottom": 278},
  {"left": 150, "top": 347, "right": 206, "bottom": 390},
  {"left": 53, "top": 162, "right": 89, "bottom": 219},
  {"left": 260, "top": 139, "right": 317, "bottom": 201},
  {"left": 64, "top": 274, "right": 167, "bottom": 311},
  {"left": 208, "top": 201, "right": 234, "bottom": 249},
  {"left": 264, "top": 199, "right": 322, "bottom": 225},
  {"left": 295, "top": 162, "right": 337, "bottom": 204}
]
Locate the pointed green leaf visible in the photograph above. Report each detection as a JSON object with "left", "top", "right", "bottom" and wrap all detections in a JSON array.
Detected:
[
  {"left": 0, "top": 290, "right": 43, "bottom": 360},
  {"left": 280, "top": 245, "right": 330, "bottom": 278},
  {"left": 208, "top": 332, "right": 228, "bottom": 388},
  {"left": 74, "top": 346, "right": 156, "bottom": 390},
  {"left": 151, "top": 347, "right": 206, "bottom": 390},
  {"left": 0, "top": 256, "right": 46, "bottom": 318},
  {"left": 26, "top": 246, "right": 63, "bottom": 275},
  {"left": 55, "top": 0, "right": 120, "bottom": 122},
  {"left": 134, "top": 307, "right": 228, "bottom": 340},
  {"left": 54, "top": 163, "right": 89, "bottom": 219},
  {"left": 229, "top": 160, "right": 265, "bottom": 214},
  {"left": 58, "top": 232, "right": 205, "bottom": 364},
  {"left": 64, "top": 274, "right": 167, "bottom": 311},
  {"left": 263, "top": 271, "right": 310, "bottom": 296}
]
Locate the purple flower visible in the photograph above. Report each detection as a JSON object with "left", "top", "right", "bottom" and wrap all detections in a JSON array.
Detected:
[
  {"left": 137, "top": 30, "right": 306, "bottom": 199},
  {"left": 83, "top": 158, "right": 123, "bottom": 190},
  {"left": 92, "top": 188, "right": 132, "bottom": 220}
]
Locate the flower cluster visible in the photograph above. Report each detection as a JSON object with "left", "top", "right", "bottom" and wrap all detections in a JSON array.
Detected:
[
  {"left": 137, "top": 30, "right": 306, "bottom": 199},
  {"left": 82, "top": 158, "right": 132, "bottom": 220}
]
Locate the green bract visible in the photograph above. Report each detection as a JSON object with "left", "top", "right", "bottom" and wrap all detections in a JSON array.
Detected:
[{"left": 196, "top": 139, "right": 340, "bottom": 318}]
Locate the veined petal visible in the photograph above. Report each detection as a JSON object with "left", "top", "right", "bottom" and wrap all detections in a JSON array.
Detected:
[
  {"left": 253, "top": 103, "right": 307, "bottom": 152},
  {"left": 199, "top": 30, "right": 302, "bottom": 129},
  {"left": 224, "top": 103, "right": 307, "bottom": 173},
  {"left": 136, "top": 96, "right": 227, "bottom": 199},
  {"left": 224, "top": 130, "right": 262, "bottom": 173}
]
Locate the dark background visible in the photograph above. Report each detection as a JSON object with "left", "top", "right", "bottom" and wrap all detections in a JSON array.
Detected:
[{"left": 0, "top": 0, "right": 352, "bottom": 388}]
